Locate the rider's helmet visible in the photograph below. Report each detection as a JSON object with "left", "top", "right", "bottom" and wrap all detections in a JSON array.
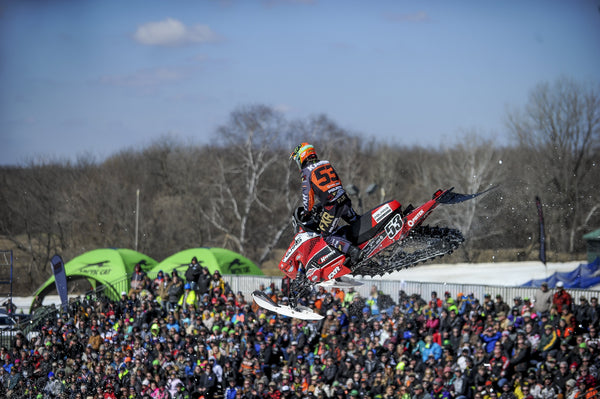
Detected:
[{"left": 290, "top": 143, "right": 318, "bottom": 169}]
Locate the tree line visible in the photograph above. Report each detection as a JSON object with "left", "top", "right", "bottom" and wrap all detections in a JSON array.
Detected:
[{"left": 1, "top": 77, "right": 599, "bottom": 294}]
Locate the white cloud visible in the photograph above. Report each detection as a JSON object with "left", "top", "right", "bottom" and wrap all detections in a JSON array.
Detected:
[{"left": 133, "top": 18, "right": 219, "bottom": 46}]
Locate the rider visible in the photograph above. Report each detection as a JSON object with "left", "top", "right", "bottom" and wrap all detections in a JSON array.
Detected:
[{"left": 290, "top": 143, "right": 363, "bottom": 268}]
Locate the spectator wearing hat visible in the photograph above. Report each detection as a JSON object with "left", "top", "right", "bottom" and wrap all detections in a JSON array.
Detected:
[
  {"left": 267, "top": 380, "right": 280, "bottom": 396},
  {"left": 451, "top": 366, "right": 469, "bottom": 399},
  {"left": 497, "top": 379, "right": 517, "bottom": 399},
  {"left": 184, "top": 256, "right": 202, "bottom": 292},
  {"left": 431, "top": 377, "right": 451, "bottom": 398},
  {"left": 154, "top": 272, "right": 171, "bottom": 310},
  {"left": 494, "top": 295, "right": 510, "bottom": 317},
  {"left": 509, "top": 334, "right": 531, "bottom": 375},
  {"left": 533, "top": 282, "right": 553, "bottom": 317},
  {"left": 458, "top": 292, "right": 477, "bottom": 316},
  {"left": 87, "top": 326, "right": 103, "bottom": 351},
  {"left": 198, "top": 359, "right": 218, "bottom": 397},
  {"left": 574, "top": 295, "right": 595, "bottom": 331},
  {"left": 521, "top": 296, "right": 534, "bottom": 316},
  {"left": 129, "top": 263, "right": 147, "bottom": 297},
  {"left": 152, "top": 269, "right": 166, "bottom": 288},
  {"left": 195, "top": 265, "right": 212, "bottom": 297},
  {"left": 583, "top": 324, "right": 599, "bottom": 349},
  {"left": 540, "top": 374, "right": 560, "bottom": 398},
  {"left": 411, "top": 383, "right": 431, "bottom": 399},
  {"left": 336, "top": 357, "right": 354, "bottom": 382},
  {"left": 290, "top": 323, "right": 307, "bottom": 350},
  {"left": 167, "top": 273, "right": 184, "bottom": 312},
  {"left": 209, "top": 270, "right": 226, "bottom": 293},
  {"left": 178, "top": 283, "right": 196, "bottom": 310},
  {"left": 44, "top": 371, "right": 64, "bottom": 397},
  {"left": 553, "top": 281, "right": 573, "bottom": 314},
  {"left": 429, "top": 291, "right": 443, "bottom": 315},
  {"left": 224, "top": 377, "right": 240, "bottom": 399},
  {"left": 322, "top": 356, "right": 338, "bottom": 385},
  {"left": 564, "top": 378, "right": 579, "bottom": 398},
  {"left": 342, "top": 286, "right": 358, "bottom": 307},
  {"left": 165, "top": 314, "right": 180, "bottom": 333},
  {"left": 556, "top": 317, "right": 575, "bottom": 344},
  {"left": 321, "top": 309, "right": 340, "bottom": 337},
  {"left": 481, "top": 326, "right": 502, "bottom": 354},
  {"left": 366, "top": 285, "right": 383, "bottom": 318},
  {"left": 537, "top": 324, "right": 559, "bottom": 359}
]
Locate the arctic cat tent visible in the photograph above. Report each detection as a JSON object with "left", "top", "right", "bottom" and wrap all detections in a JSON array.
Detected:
[
  {"left": 521, "top": 258, "right": 600, "bottom": 289},
  {"left": 32, "top": 248, "right": 157, "bottom": 308},
  {"left": 150, "top": 247, "right": 263, "bottom": 279}
]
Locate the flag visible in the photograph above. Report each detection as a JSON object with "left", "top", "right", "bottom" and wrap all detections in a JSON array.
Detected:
[
  {"left": 51, "top": 254, "right": 69, "bottom": 312},
  {"left": 535, "top": 196, "right": 547, "bottom": 265}
]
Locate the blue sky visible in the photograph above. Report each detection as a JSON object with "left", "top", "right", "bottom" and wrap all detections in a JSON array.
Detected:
[{"left": 1, "top": 0, "right": 599, "bottom": 166}]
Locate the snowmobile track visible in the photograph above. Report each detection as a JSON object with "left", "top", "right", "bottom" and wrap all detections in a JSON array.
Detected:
[{"left": 351, "top": 225, "right": 464, "bottom": 277}]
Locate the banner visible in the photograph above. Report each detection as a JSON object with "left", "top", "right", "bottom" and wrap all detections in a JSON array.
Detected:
[
  {"left": 535, "top": 196, "right": 547, "bottom": 265},
  {"left": 51, "top": 254, "right": 69, "bottom": 312}
]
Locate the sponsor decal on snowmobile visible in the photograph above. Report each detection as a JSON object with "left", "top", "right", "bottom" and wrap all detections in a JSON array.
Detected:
[
  {"left": 319, "top": 250, "right": 337, "bottom": 264},
  {"left": 372, "top": 203, "right": 392, "bottom": 223},
  {"left": 328, "top": 265, "right": 341, "bottom": 280},
  {"left": 282, "top": 233, "right": 313, "bottom": 262},
  {"left": 385, "top": 214, "right": 404, "bottom": 239},
  {"left": 362, "top": 233, "right": 385, "bottom": 255},
  {"left": 407, "top": 210, "right": 424, "bottom": 227}
]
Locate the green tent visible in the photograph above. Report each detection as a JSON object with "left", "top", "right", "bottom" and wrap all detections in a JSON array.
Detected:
[
  {"left": 32, "top": 248, "right": 158, "bottom": 308},
  {"left": 150, "top": 247, "right": 263, "bottom": 278}
]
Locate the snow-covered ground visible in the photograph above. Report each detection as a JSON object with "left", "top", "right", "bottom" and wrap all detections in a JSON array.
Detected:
[{"left": 380, "top": 260, "right": 586, "bottom": 286}]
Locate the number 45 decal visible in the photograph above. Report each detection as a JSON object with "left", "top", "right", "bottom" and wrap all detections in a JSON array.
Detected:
[{"left": 385, "top": 214, "right": 403, "bottom": 239}]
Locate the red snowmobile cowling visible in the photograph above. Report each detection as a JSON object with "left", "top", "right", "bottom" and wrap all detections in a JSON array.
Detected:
[{"left": 279, "top": 200, "right": 403, "bottom": 283}]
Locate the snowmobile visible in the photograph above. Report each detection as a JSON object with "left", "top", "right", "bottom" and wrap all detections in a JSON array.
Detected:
[{"left": 252, "top": 187, "right": 493, "bottom": 320}]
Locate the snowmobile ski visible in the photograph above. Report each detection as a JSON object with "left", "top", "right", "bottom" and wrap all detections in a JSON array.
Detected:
[{"left": 251, "top": 290, "right": 324, "bottom": 320}]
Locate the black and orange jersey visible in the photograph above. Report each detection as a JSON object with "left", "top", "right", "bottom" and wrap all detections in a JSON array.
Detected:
[{"left": 300, "top": 160, "right": 345, "bottom": 212}]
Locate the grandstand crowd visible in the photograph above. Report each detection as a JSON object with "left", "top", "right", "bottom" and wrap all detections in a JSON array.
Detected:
[{"left": 1, "top": 259, "right": 599, "bottom": 399}]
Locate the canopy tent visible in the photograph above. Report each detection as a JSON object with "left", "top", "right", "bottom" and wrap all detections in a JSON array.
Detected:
[
  {"left": 150, "top": 247, "right": 263, "bottom": 279},
  {"left": 32, "top": 248, "right": 157, "bottom": 308},
  {"left": 521, "top": 258, "right": 600, "bottom": 289}
]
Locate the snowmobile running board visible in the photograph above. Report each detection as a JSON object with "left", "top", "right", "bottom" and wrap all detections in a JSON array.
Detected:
[{"left": 316, "top": 276, "right": 363, "bottom": 289}]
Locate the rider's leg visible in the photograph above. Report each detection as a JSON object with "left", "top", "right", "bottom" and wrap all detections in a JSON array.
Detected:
[
  {"left": 319, "top": 203, "right": 362, "bottom": 264},
  {"left": 323, "top": 234, "right": 363, "bottom": 264}
]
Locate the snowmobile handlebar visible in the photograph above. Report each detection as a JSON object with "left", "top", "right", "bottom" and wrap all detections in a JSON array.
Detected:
[{"left": 292, "top": 205, "right": 322, "bottom": 233}]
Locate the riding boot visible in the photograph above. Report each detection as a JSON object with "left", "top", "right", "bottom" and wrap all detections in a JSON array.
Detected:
[{"left": 346, "top": 245, "right": 364, "bottom": 265}]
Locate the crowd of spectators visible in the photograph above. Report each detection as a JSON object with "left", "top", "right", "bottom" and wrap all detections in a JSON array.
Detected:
[{"left": 1, "top": 261, "right": 599, "bottom": 399}]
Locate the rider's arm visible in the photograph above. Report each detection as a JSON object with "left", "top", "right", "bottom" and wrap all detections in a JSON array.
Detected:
[{"left": 301, "top": 169, "right": 315, "bottom": 212}]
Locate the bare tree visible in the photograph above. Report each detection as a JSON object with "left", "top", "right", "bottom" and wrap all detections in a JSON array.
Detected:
[
  {"left": 412, "top": 131, "right": 505, "bottom": 260},
  {"left": 0, "top": 162, "right": 75, "bottom": 289},
  {"left": 199, "top": 105, "right": 292, "bottom": 264},
  {"left": 506, "top": 77, "right": 600, "bottom": 253}
]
